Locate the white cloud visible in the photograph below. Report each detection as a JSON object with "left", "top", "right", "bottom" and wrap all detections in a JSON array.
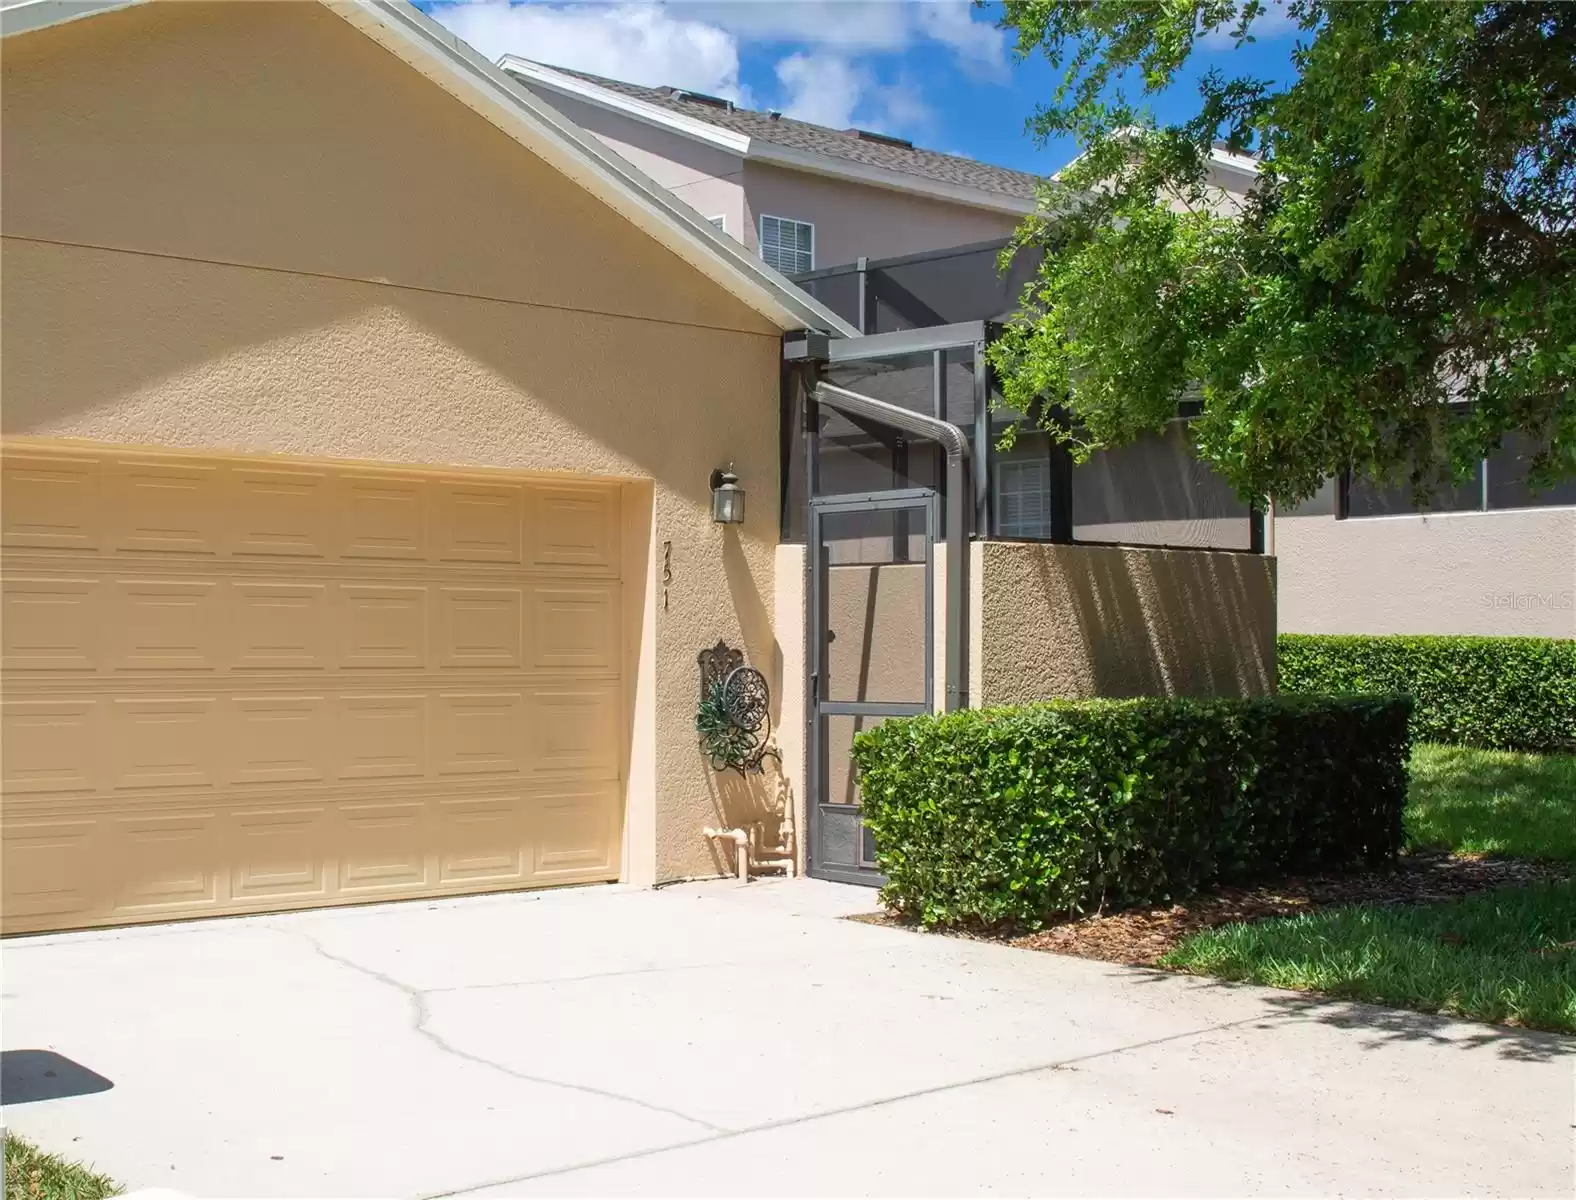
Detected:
[
  {"left": 912, "top": 1, "right": 1007, "bottom": 79},
  {"left": 678, "top": 1, "right": 911, "bottom": 52},
  {"left": 428, "top": 1, "right": 1006, "bottom": 87},
  {"left": 427, "top": 1, "right": 988, "bottom": 136},
  {"left": 775, "top": 52, "right": 931, "bottom": 135},
  {"left": 776, "top": 53, "right": 868, "bottom": 129},
  {"left": 427, "top": 1, "right": 744, "bottom": 98},
  {"left": 1198, "top": 1, "right": 1300, "bottom": 49}
]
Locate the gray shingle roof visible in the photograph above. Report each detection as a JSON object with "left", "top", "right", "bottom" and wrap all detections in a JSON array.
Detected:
[{"left": 519, "top": 64, "right": 1041, "bottom": 202}]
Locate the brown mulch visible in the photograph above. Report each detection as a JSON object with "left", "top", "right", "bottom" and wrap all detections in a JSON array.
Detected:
[{"left": 851, "top": 852, "right": 1572, "bottom": 966}]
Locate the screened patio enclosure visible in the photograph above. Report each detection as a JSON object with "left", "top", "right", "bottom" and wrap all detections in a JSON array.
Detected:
[{"left": 783, "top": 240, "right": 1266, "bottom": 885}]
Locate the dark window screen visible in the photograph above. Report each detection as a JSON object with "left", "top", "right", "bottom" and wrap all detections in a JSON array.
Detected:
[
  {"left": 1486, "top": 433, "right": 1576, "bottom": 510},
  {"left": 792, "top": 239, "right": 1041, "bottom": 332},
  {"left": 1071, "top": 422, "right": 1252, "bottom": 549},
  {"left": 1346, "top": 464, "right": 1483, "bottom": 517}
]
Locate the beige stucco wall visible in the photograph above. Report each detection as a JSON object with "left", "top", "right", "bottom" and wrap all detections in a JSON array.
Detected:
[
  {"left": 974, "top": 541, "right": 1277, "bottom": 704},
  {"left": 1276, "top": 510, "right": 1576, "bottom": 637},
  {"left": 1, "top": 0, "right": 789, "bottom": 884},
  {"left": 743, "top": 162, "right": 1022, "bottom": 267}
]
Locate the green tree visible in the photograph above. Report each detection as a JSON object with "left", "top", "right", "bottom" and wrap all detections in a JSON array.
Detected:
[{"left": 990, "top": 1, "right": 1576, "bottom": 506}]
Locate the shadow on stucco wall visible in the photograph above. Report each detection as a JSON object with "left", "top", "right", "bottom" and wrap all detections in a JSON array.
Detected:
[{"left": 982, "top": 541, "right": 1275, "bottom": 704}]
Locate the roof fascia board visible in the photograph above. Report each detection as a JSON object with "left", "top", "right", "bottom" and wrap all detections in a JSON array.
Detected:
[
  {"left": 0, "top": 0, "right": 142, "bottom": 37},
  {"left": 508, "top": 58, "right": 1036, "bottom": 218},
  {"left": 1208, "top": 147, "right": 1261, "bottom": 178},
  {"left": 499, "top": 57, "right": 752, "bottom": 156},
  {"left": 331, "top": 2, "right": 857, "bottom": 336}
]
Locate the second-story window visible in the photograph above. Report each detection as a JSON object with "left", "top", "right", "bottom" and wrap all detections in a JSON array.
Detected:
[{"left": 759, "top": 215, "right": 814, "bottom": 274}]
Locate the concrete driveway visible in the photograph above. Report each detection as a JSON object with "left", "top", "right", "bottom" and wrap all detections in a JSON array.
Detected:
[{"left": 3, "top": 879, "right": 1572, "bottom": 1198}]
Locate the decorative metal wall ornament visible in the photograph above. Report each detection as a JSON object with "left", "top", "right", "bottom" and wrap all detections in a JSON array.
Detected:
[{"left": 695, "top": 640, "right": 780, "bottom": 774}]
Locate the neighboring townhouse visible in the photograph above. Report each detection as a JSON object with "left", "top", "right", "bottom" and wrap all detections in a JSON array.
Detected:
[
  {"left": 497, "top": 57, "right": 1038, "bottom": 269},
  {"left": 0, "top": 0, "right": 1275, "bottom": 932}
]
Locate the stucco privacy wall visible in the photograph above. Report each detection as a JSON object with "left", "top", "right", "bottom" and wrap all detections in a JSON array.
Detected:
[
  {"left": 1277, "top": 510, "right": 1576, "bottom": 637},
  {"left": 974, "top": 541, "right": 1277, "bottom": 703},
  {"left": 1, "top": 1, "right": 786, "bottom": 883}
]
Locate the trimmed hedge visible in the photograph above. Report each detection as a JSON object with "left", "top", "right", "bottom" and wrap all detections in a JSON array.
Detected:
[
  {"left": 852, "top": 695, "right": 1413, "bottom": 929},
  {"left": 1278, "top": 634, "right": 1576, "bottom": 753}
]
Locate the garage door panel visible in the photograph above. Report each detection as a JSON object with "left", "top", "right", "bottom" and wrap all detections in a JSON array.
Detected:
[
  {"left": 230, "top": 467, "right": 331, "bottom": 559},
  {"left": 232, "top": 582, "right": 332, "bottom": 671},
  {"left": 532, "top": 485, "right": 619, "bottom": 572},
  {"left": 341, "top": 584, "right": 427, "bottom": 669},
  {"left": 230, "top": 805, "right": 333, "bottom": 901},
  {"left": 436, "top": 795, "right": 529, "bottom": 885},
  {"left": 438, "top": 586, "right": 523, "bottom": 669},
  {"left": 111, "top": 810, "right": 225, "bottom": 915},
  {"left": 1, "top": 817, "right": 99, "bottom": 920},
  {"left": 1, "top": 453, "right": 101, "bottom": 550},
  {"left": 338, "top": 800, "right": 431, "bottom": 894},
  {"left": 231, "top": 695, "right": 330, "bottom": 785},
  {"left": 109, "top": 459, "right": 224, "bottom": 556},
  {"left": 529, "top": 583, "right": 620, "bottom": 672},
  {"left": 436, "top": 480, "right": 523, "bottom": 564},
  {"left": 336, "top": 693, "right": 428, "bottom": 780},
  {"left": 527, "top": 682, "right": 622, "bottom": 779},
  {"left": 109, "top": 697, "right": 221, "bottom": 791},
  {"left": 534, "top": 784, "right": 620, "bottom": 878},
  {"left": 435, "top": 691, "right": 527, "bottom": 777},
  {"left": 3, "top": 577, "right": 100, "bottom": 671},
  {"left": 112, "top": 579, "right": 223, "bottom": 671},
  {"left": 3, "top": 699, "right": 101, "bottom": 794},
  {"left": 340, "top": 474, "right": 428, "bottom": 561},
  {"left": 3, "top": 442, "right": 627, "bottom": 934}
]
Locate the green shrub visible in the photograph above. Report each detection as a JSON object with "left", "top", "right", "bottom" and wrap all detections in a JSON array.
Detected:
[
  {"left": 1278, "top": 634, "right": 1576, "bottom": 753},
  {"left": 851, "top": 695, "right": 1412, "bottom": 929}
]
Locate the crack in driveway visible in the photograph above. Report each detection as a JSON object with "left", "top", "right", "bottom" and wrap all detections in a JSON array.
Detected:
[
  {"left": 419, "top": 1011, "right": 1283, "bottom": 1198},
  {"left": 267, "top": 924, "right": 728, "bottom": 1135}
]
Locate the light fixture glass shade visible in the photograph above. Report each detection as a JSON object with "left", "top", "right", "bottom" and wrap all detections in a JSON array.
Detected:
[{"left": 711, "top": 468, "right": 746, "bottom": 524}]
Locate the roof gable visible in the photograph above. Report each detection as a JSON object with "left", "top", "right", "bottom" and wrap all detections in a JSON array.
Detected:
[{"left": 0, "top": 0, "right": 857, "bottom": 336}]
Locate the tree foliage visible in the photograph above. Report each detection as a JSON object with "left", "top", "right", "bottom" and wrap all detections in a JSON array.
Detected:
[{"left": 990, "top": 1, "right": 1576, "bottom": 506}]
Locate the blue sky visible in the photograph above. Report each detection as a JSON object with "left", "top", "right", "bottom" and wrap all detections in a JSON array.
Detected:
[{"left": 421, "top": 1, "right": 1304, "bottom": 175}]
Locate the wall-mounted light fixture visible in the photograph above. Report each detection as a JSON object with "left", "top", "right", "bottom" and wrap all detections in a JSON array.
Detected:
[{"left": 710, "top": 466, "right": 745, "bottom": 524}]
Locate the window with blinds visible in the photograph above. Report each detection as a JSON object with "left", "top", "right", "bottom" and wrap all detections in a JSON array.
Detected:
[
  {"left": 995, "top": 458, "right": 1054, "bottom": 538},
  {"left": 759, "top": 214, "right": 814, "bottom": 274}
]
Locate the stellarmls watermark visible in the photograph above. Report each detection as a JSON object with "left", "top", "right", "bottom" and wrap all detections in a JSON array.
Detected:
[{"left": 1481, "top": 590, "right": 1574, "bottom": 611}]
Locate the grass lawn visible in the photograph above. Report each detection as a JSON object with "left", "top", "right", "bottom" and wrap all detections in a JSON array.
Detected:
[
  {"left": 1162, "top": 744, "right": 1576, "bottom": 1032},
  {"left": 3, "top": 1136, "right": 119, "bottom": 1200},
  {"left": 1161, "top": 879, "right": 1576, "bottom": 1032},
  {"left": 1407, "top": 743, "right": 1576, "bottom": 862}
]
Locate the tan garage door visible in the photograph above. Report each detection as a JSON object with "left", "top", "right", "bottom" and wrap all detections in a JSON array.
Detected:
[{"left": 1, "top": 441, "right": 627, "bottom": 934}]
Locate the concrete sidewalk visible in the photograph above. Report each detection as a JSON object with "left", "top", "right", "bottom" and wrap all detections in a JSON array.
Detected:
[{"left": 3, "top": 878, "right": 1571, "bottom": 1197}]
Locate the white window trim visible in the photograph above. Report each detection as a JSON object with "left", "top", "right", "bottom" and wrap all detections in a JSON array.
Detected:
[{"left": 758, "top": 213, "right": 814, "bottom": 274}]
